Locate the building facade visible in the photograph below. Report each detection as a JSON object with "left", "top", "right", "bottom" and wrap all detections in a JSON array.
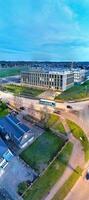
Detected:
[
  {"left": 74, "top": 69, "right": 86, "bottom": 84},
  {"left": 21, "top": 70, "right": 74, "bottom": 91}
]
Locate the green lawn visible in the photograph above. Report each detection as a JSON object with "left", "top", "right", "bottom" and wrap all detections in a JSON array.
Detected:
[
  {"left": 0, "top": 66, "right": 28, "bottom": 77},
  {"left": 53, "top": 120, "right": 66, "bottom": 135},
  {"left": 0, "top": 102, "right": 9, "bottom": 117},
  {"left": 20, "top": 130, "right": 65, "bottom": 173},
  {"left": 3, "top": 84, "right": 45, "bottom": 97},
  {"left": 47, "top": 114, "right": 66, "bottom": 135},
  {"left": 53, "top": 166, "right": 82, "bottom": 200},
  {"left": 47, "top": 114, "right": 59, "bottom": 127},
  {"left": 55, "top": 81, "right": 89, "bottom": 101},
  {"left": 67, "top": 120, "right": 89, "bottom": 161},
  {"left": 21, "top": 142, "right": 73, "bottom": 200}
]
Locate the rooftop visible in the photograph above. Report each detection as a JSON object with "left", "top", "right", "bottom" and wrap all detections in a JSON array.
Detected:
[
  {"left": 22, "top": 68, "right": 73, "bottom": 75},
  {"left": 0, "top": 114, "right": 32, "bottom": 143},
  {"left": 0, "top": 138, "right": 8, "bottom": 158}
]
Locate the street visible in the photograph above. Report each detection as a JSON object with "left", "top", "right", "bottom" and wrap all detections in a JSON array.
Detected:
[{"left": 65, "top": 171, "right": 89, "bottom": 200}]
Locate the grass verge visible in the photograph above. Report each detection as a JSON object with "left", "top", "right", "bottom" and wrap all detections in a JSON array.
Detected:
[
  {"left": 3, "top": 84, "right": 45, "bottom": 97},
  {"left": 0, "top": 102, "right": 9, "bottom": 117},
  {"left": 47, "top": 114, "right": 66, "bottom": 135},
  {"left": 53, "top": 120, "right": 66, "bottom": 135},
  {"left": 55, "top": 81, "right": 89, "bottom": 101},
  {"left": 52, "top": 166, "right": 82, "bottom": 200},
  {"left": 67, "top": 120, "right": 89, "bottom": 161}
]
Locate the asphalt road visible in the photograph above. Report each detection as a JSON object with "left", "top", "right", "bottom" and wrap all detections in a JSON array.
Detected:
[{"left": 65, "top": 169, "right": 89, "bottom": 200}]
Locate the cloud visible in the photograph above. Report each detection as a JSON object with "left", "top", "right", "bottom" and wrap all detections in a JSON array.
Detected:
[{"left": 0, "top": 0, "right": 88, "bottom": 60}]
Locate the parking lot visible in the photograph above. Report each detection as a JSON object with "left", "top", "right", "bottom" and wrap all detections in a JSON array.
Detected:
[{"left": 0, "top": 156, "right": 37, "bottom": 200}]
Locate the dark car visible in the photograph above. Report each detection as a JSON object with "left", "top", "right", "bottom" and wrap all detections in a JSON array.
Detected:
[
  {"left": 20, "top": 106, "right": 25, "bottom": 110},
  {"left": 86, "top": 170, "right": 89, "bottom": 180},
  {"left": 67, "top": 105, "right": 72, "bottom": 109},
  {"left": 54, "top": 110, "right": 61, "bottom": 115}
]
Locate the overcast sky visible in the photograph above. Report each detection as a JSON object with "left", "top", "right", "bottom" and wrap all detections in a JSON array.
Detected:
[{"left": 0, "top": 0, "right": 89, "bottom": 61}]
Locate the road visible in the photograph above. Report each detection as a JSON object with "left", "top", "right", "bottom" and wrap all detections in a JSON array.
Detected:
[
  {"left": 65, "top": 168, "right": 89, "bottom": 200},
  {"left": 1, "top": 90, "right": 89, "bottom": 112}
]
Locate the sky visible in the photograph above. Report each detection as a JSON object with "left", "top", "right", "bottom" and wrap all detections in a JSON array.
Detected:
[{"left": 0, "top": 0, "right": 89, "bottom": 61}]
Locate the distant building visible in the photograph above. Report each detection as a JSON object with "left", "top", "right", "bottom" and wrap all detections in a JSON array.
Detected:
[
  {"left": 21, "top": 69, "right": 74, "bottom": 91},
  {"left": 74, "top": 69, "right": 86, "bottom": 84},
  {"left": 0, "top": 114, "right": 34, "bottom": 149},
  {"left": 0, "top": 138, "right": 13, "bottom": 169}
]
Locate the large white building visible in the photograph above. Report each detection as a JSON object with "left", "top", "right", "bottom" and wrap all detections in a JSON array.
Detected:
[{"left": 21, "top": 69, "right": 74, "bottom": 91}]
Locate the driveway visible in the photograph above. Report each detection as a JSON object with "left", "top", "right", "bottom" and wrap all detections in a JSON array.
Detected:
[{"left": 0, "top": 157, "right": 37, "bottom": 200}]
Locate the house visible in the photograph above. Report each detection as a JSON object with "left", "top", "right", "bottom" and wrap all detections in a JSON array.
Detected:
[
  {"left": 0, "top": 138, "right": 13, "bottom": 169},
  {"left": 0, "top": 114, "right": 34, "bottom": 149}
]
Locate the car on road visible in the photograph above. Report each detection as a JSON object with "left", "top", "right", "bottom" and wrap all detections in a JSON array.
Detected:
[
  {"left": 86, "top": 169, "right": 89, "bottom": 180},
  {"left": 54, "top": 110, "right": 61, "bottom": 115},
  {"left": 67, "top": 105, "right": 72, "bottom": 109},
  {"left": 20, "top": 106, "right": 25, "bottom": 110}
]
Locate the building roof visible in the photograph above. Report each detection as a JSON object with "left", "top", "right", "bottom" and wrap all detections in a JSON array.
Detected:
[
  {"left": 22, "top": 69, "right": 73, "bottom": 75},
  {"left": 0, "top": 114, "right": 32, "bottom": 145},
  {"left": 0, "top": 138, "right": 8, "bottom": 158}
]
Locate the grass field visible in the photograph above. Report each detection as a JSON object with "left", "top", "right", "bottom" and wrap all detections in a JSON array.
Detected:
[
  {"left": 21, "top": 142, "right": 73, "bottom": 200},
  {"left": 53, "top": 120, "right": 66, "bottom": 135},
  {"left": 0, "top": 66, "right": 28, "bottom": 78},
  {"left": 52, "top": 166, "right": 82, "bottom": 200},
  {"left": 3, "top": 84, "right": 45, "bottom": 97},
  {"left": 55, "top": 81, "right": 89, "bottom": 101},
  {"left": 47, "top": 114, "right": 66, "bottom": 135},
  {"left": 0, "top": 102, "right": 9, "bottom": 117},
  {"left": 20, "top": 130, "right": 65, "bottom": 173},
  {"left": 47, "top": 114, "right": 59, "bottom": 127},
  {"left": 67, "top": 120, "right": 89, "bottom": 161}
]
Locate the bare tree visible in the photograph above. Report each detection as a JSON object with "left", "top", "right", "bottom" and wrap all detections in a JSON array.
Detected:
[
  {"left": 40, "top": 105, "right": 50, "bottom": 124},
  {"left": 13, "top": 95, "right": 23, "bottom": 109},
  {"left": 28, "top": 102, "right": 35, "bottom": 117}
]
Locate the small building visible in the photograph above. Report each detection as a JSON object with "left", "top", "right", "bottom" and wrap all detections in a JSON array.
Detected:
[
  {"left": 0, "top": 138, "right": 13, "bottom": 169},
  {"left": 0, "top": 114, "right": 34, "bottom": 149},
  {"left": 21, "top": 69, "right": 74, "bottom": 91}
]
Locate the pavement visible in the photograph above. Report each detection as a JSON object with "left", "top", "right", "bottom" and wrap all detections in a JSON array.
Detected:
[
  {"left": 0, "top": 156, "right": 37, "bottom": 200},
  {"left": 65, "top": 177, "right": 89, "bottom": 200},
  {"left": 44, "top": 119, "right": 85, "bottom": 200},
  {"left": 65, "top": 164, "right": 89, "bottom": 200}
]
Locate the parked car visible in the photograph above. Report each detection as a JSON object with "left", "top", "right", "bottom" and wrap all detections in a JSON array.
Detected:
[
  {"left": 20, "top": 106, "right": 25, "bottom": 110},
  {"left": 86, "top": 169, "right": 89, "bottom": 180},
  {"left": 67, "top": 105, "right": 72, "bottom": 109},
  {"left": 54, "top": 110, "right": 61, "bottom": 115}
]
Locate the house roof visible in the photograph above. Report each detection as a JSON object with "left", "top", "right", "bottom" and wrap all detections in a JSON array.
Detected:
[
  {"left": 0, "top": 114, "right": 32, "bottom": 144},
  {"left": 0, "top": 138, "right": 8, "bottom": 158}
]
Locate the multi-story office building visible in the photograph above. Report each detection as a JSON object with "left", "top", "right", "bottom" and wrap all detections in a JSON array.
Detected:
[
  {"left": 21, "top": 69, "right": 74, "bottom": 91},
  {"left": 74, "top": 69, "right": 86, "bottom": 84}
]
